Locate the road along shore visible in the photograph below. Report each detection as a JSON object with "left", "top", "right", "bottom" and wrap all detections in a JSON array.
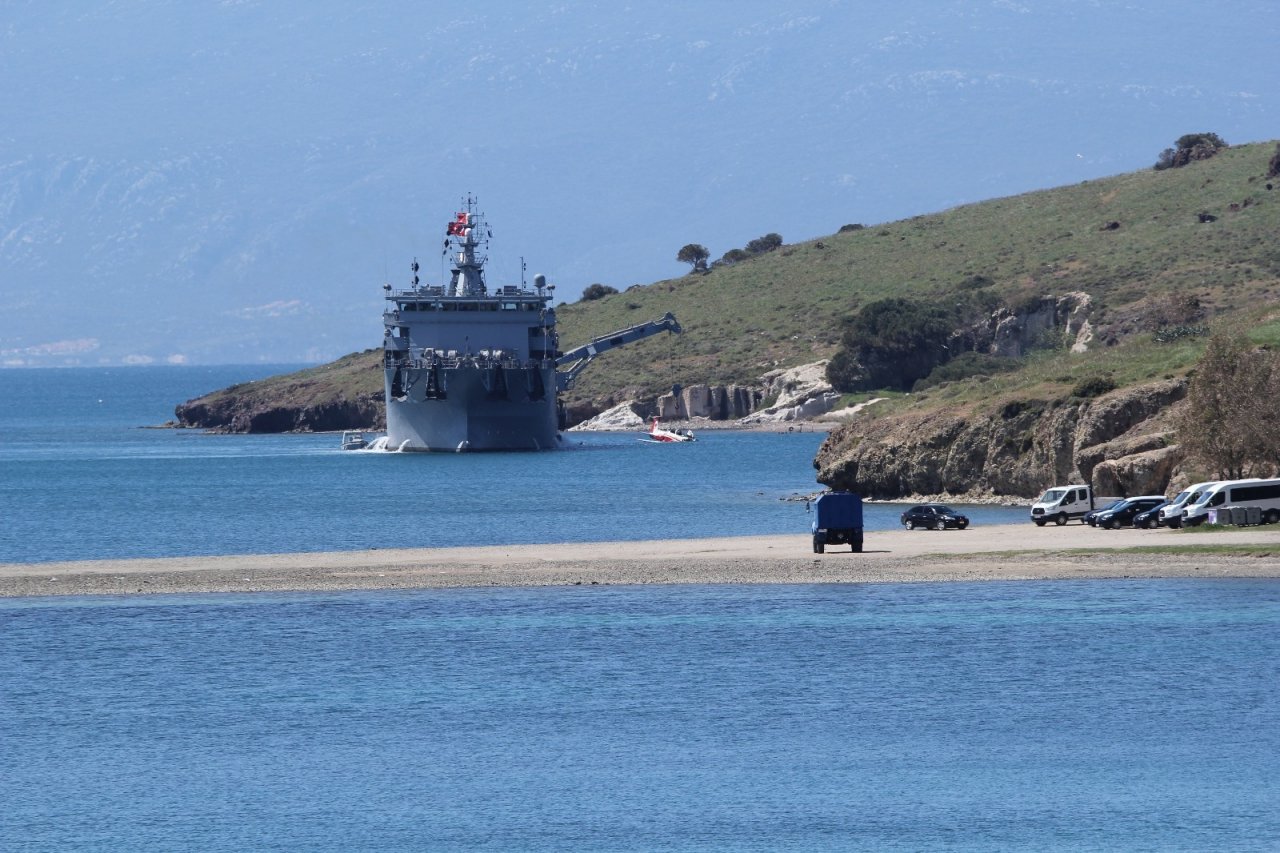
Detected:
[{"left": 2, "top": 523, "right": 1277, "bottom": 598}]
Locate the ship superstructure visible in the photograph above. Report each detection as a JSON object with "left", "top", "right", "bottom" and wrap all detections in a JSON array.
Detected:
[{"left": 382, "top": 199, "right": 680, "bottom": 451}]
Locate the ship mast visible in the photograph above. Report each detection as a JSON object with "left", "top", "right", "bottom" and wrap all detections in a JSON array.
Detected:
[{"left": 445, "top": 195, "right": 489, "bottom": 297}]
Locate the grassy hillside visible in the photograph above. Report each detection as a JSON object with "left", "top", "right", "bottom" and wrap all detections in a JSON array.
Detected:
[
  {"left": 555, "top": 140, "right": 1280, "bottom": 409},
  {"left": 177, "top": 140, "right": 1280, "bottom": 426}
]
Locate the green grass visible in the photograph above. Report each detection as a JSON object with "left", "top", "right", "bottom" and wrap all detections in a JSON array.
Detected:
[
  {"left": 557, "top": 141, "right": 1280, "bottom": 414},
  {"left": 184, "top": 140, "right": 1280, "bottom": 421},
  {"left": 186, "top": 348, "right": 383, "bottom": 408}
]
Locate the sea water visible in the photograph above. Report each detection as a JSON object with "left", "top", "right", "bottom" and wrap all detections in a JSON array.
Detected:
[
  {"left": 4, "top": 367, "right": 1277, "bottom": 850},
  {"left": 2, "top": 580, "right": 1278, "bottom": 851},
  {"left": 0, "top": 366, "right": 1026, "bottom": 563}
]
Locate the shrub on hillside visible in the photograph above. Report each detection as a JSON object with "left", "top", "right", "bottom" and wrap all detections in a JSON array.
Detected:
[
  {"left": 826, "top": 298, "right": 955, "bottom": 392},
  {"left": 715, "top": 234, "right": 785, "bottom": 267},
  {"left": 956, "top": 274, "right": 994, "bottom": 290},
  {"left": 1070, "top": 376, "right": 1116, "bottom": 398},
  {"left": 580, "top": 283, "right": 618, "bottom": 301},
  {"left": 745, "top": 233, "right": 783, "bottom": 254},
  {"left": 1154, "top": 132, "right": 1228, "bottom": 170},
  {"left": 1152, "top": 325, "right": 1209, "bottom": 344},
  {"left": 913, "top": 352, "right": 1020, "bottom": 391}
]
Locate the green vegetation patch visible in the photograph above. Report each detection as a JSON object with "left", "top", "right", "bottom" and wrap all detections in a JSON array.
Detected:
[{"left": 559, "top": 140, "right": 1280, "bottom": 414}]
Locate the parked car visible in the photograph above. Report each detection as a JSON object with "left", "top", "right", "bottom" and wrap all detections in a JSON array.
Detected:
[
  {"left": 1158, "top": 481, "right": 1220, "bottom": 529},
  {"left": 1084, "top": 499, "right": 1125, "bottom": 527},
  {"left": 1094, "top": 496, "right": 1167, "bottom": 529},
  {"left": 1031, "top": 485, "right": 1095, "bottom": 526},
  {"left": 1133, "top": 501, "right": 1171, "bottom": 529},
  {"left": 901, "top": 504, "right": 969, "bottom": 530}
]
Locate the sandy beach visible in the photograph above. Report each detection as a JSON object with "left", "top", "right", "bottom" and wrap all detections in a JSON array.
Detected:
[{"left": 3, "top": 522, "right": 1278, "bottom": 597}]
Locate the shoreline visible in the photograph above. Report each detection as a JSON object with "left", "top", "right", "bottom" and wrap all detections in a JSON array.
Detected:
[{"left": 2, "top": 524, "right": 1278, "bottom": 598}]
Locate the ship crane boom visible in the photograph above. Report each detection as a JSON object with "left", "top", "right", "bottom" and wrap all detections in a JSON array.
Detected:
[{"left": 554, "top": 312, "right": 682, "bottom": 390}]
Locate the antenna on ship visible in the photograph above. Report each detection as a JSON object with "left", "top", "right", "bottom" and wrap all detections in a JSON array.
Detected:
[{"left": 521, "top": 257, "right": 527, "bottom": 289}]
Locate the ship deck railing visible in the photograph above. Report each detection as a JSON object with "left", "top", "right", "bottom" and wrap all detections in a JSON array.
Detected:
[{"left": 390, "top": 354, "right": 548, "bottom": 371}]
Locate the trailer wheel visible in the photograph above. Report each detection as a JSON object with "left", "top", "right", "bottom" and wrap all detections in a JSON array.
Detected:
[
  {"left": 1055, "top": 512, "right": 1068, "bottom": 526},
  {"left": 1266, "top": 509, "right": 1280, "bottom": 525}
]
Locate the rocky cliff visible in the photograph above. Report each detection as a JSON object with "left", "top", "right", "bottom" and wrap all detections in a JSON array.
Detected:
[
  {"left": 173, "top": 351, "right": 385, "bottom": 433},
  {"left": 814, "top": 379, "right": 1190, "bottom": 499}
]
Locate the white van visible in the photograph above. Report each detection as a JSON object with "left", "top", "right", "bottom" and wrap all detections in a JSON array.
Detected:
[
  {"left": 1182, "top": 478, "right": 1280, "bottom": 526},
  {"left": 1158, "top": 481, "right": 1221, "bottom": 529},
  {"left": 1031, "top": 485, "right": 1094, "bottom": 526}
]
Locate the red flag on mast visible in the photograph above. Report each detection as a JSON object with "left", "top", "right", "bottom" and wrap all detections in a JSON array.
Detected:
[{"left": 446, "top": 212, "right": 469, "bottom": 236}]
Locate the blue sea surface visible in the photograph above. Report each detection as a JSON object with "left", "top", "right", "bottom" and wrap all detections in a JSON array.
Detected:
[
  {"left": 0, "top": 366, "right": 1025, "bottom": 563},
  {"left": 3, "top": 580, "right": 1279, "bottom": 851},
  {"left": 4, "top": 367, "right": 1277, "bottom": 851}
]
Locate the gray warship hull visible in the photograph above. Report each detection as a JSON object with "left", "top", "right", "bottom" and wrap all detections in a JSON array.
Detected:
[{"left": 384, "top": 361, "right": 559, "bottom": 451}]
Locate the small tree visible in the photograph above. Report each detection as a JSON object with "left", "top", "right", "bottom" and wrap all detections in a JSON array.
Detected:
[
  {"left": 580, "top": 283, "right": 618, "bottom": 301},
  {"left": 676, "top": 243, "right": 709, "bottom": 274},
  {"left": 1175, "top": 333, "right": 1276, "bottom": 478}
]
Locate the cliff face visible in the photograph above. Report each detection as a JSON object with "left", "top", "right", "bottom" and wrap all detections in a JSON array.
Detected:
[
  {"left": 176, "top": 394, "right": 384, "bottom": 433},
  {"left": 814, "top": 379, "right": 1188, "bottom": 499}
]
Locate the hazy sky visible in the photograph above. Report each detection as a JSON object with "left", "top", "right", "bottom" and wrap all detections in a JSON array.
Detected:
[{"left": 2, "top": 0, "right": 1276, "bottom": 365}]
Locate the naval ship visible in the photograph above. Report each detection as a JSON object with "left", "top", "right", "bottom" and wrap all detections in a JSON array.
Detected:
[{"left": 382, "top": 200, "right": 681, "bottom": 451}]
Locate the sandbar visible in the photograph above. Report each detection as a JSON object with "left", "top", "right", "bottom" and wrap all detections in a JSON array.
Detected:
[{"left": 2, "top": 523, "right": 1278, "bottom": 598}]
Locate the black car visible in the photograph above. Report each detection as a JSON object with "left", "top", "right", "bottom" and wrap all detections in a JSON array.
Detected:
[
  {"left": 900, "top": 504, "right": 969, "bottom": 530},
  {"left": 1133, "top": 501, "right": 1170, "bottom": 529},
  {"left": 1094, "top": 496, "right": 1167, "bottom": 530},
  {"left": 1084, "top": 499, "right": 1125, "bottom": 527}
]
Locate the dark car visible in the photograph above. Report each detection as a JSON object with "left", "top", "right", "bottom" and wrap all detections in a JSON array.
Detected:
[
  {"left": 900, "top": 504, "right": 969, "bottom": 530},
  {"left": 1094, "top": 496, "right": 1167, "bottom": 530},
  {"left": 1084, "top": 499, "right": 1125, "bottom": 527},
  {"left": 1133, "top": 501, "right": 1170, "bottom": 529}
]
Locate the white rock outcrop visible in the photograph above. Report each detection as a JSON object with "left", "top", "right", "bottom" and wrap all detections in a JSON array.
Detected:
[
  {"left": 568, "top": 401, "right": 646, "bottom": 431},
  {"left": 737, "top": 361, "right": 841, "bottom": 424}
]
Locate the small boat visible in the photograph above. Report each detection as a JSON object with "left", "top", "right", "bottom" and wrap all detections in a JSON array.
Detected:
[
  {"left": 640, "top": 417, "right": 696, "bottom": 443},
  {"left": 340, "top": 431, "right": 368, "bottom": 450}
]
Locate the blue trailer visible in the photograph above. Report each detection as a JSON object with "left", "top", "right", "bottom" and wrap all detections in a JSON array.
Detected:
[{"left": 812, "top": 491, "right": 864, "bottom": 553}]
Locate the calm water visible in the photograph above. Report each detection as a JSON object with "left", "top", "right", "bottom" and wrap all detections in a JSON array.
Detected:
[
  {"left": 3, "top": 580, "right": 1278, "bottom": 851},
  {"left": 3, "top": 368, "right": 1277, "bottom": 851},
  {"left": 0, "top": 366, "right": 1025, "bottom": 563}
]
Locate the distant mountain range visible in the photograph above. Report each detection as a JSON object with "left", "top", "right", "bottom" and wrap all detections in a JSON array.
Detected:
[{"left": 3, "top": 1, "right": 1276, "bottom": 366}]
